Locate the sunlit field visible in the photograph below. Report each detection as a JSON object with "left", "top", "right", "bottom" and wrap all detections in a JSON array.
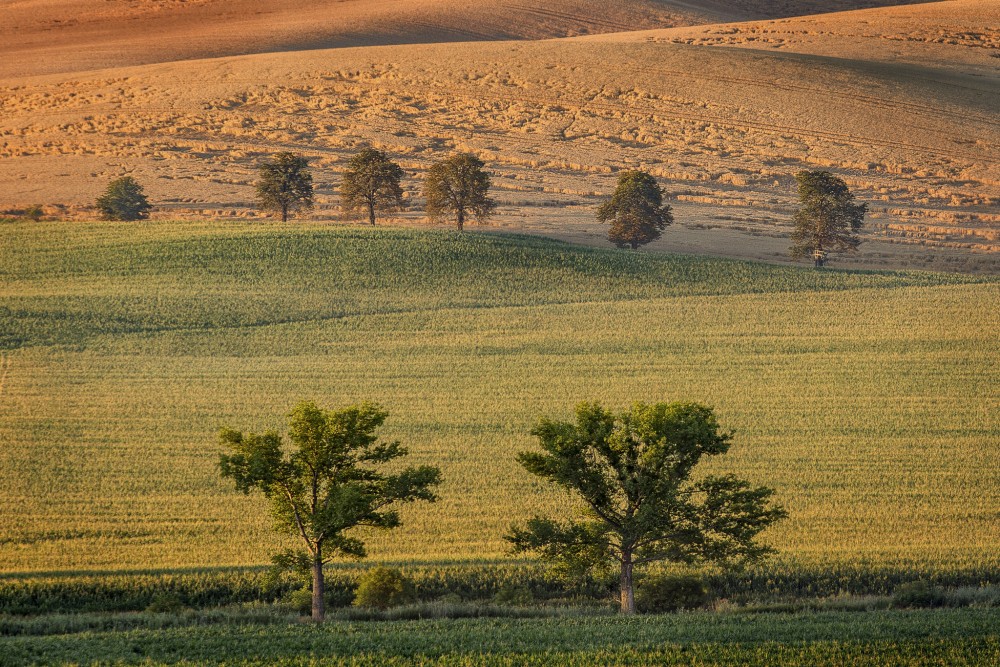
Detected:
[{"left": 1, "top": 220, "right": 998, "bottom": 574}]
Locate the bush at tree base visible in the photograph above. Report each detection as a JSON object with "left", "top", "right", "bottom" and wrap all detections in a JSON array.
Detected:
[{"left": 353, "top": 567, "right": 416, "bottom": 610}]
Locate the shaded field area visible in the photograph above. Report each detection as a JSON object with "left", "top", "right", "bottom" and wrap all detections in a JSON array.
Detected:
[
  {"left": 0, "top": 0, "right": 937, "bottom": 78},
  {"left": 1, "top": 221, "right": 997, "bottom": 573},
  {"left": 4, "top": 607, "right": 1000, "bottom": 666}
]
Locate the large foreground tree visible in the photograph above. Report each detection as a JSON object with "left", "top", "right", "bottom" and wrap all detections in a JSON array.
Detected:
[
  {"left": 219, "top": 401, "right": 441, "bottom": 621},
  {"left": 341, "top": 148, "right": 405, "bottom": 226},
  {"left": 507, "top": 401, "right": 786, "bottom": 614},
  {"left": 255, "top": 152, "right": 314, "bottom": 222},
  {"left": 790, "top": 170, "right": 867, "bottom": 267},
  {"left": 424, "top": 153, "right": 496, "bottom": 230},
  {"left": 597, "top": 170, "right": 673, "bottom": 250}
]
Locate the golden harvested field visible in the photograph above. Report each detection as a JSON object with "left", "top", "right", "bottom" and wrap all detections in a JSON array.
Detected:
[
  {"left": 1, "top": 221, "right": 997, "bottom": 573},
  {"left": 1, "top": 1, "right": 996, "bottom": 272}
]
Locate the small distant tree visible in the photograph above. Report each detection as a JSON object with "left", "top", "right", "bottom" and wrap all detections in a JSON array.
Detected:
[
  {"left": 341, "top": 148, "right": 405, "bottom": 226},
  {"left": 597, "top": 170, "right": 673, "bottom": 250},
  {"left": 96, "top": 176, "right": 151, "bottom": 221},
  {"left": 507, "top": 401, "right": 786, "bottom": 615},
  {"left": 218, "top": 401, "right": 441, "bottom": 622},
  {"left": 424, "top": 153, "right": 496, "bottom": 231},
  {"left": 256, "top": 152, "right": 314, "bottom": 222},
  {"left": 790, "top": 170, "right": 867, "bottom": 267}
]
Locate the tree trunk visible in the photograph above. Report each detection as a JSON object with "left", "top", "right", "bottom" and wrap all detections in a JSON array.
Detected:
[
  {"left": 311, "top": 547, "right": 325, "bottom": 622},
  {"left": 281, "top": 203, "right": 289, "bottom": 223},
  {"left": 619, "top": 555, "right": 636, "bottom": 614},
  {"left": 368, "top": 201, "right": 376, "bottom": 226},
  {"left": 456, "top": 208, "right": 464, "bottom": 231}
]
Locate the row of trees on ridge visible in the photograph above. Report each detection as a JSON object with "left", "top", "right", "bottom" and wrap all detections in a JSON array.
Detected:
[
  {"left": 254, "top": 150, "right": 495, "bottom": 231},
  {"left": 94, "top": 148, "right": 866, "bottom": 264},
  {"left": 218, "top": 399, "right": 787, "bottom": 620}
]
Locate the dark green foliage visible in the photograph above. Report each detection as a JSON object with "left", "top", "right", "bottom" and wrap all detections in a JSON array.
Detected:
[
  {"left": 636, "top": 574, "right": 710, "bottom": 613},
  {"left": 424, "top": 153, "right": 496, "bottom": 230},
  {"left": 790, "top": 170, "right": 867, "bottom": 265},
  {"left": 2, "top": 562, "right": 1000, "bottom": 618},
  {"left": 255, "top": 152, "right": 314, "bottom": 222},
  {"left": 892, "top": 581, "right": 948, "bottom": 609},
  {"left": 341, "top": 148, "right": 405, "bottom": 226},
  {"left": 507, "top": 402, "right": 786, "bottom": 613},
  {"left": 95, "top": 176, "right": 152, "bottom": 221},
  {"left": 219, "top": 401, "right": 441, "bottom": 620},
  {"left": 597, "top": 170, "right": 673, "bottom": 250},
  {"left": 5, "top": 608, "right": 1000, "bottom": 665},
  {"left": 285, "top": 587, "right": 314, "bottom": 615},
  {"left": 353, "top": 567, "right": 415, "bottom": 610}
]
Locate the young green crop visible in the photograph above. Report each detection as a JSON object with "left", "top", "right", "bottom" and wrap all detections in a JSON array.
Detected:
[
  {"left": 5, "top": 608, "right": 1000, "bottom": 665},
  {"left": 0, "top": 220, "right": 997, "bottom": 575}
]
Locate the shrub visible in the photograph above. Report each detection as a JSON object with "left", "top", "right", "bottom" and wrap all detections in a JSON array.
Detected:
[
  {"left": 285, "top": 588, "right": 314, "bottom": 616},
  {"left": 353, "top": 567, "right": 415, "bottom": 610},
  {"left": 892, "top": 581, "right": 947, "bottom": 609},
  {"left": 636, "top": 574, "right": 711, "bottom": 614},
  {"left": 145, "top": 592, "right": 186, "bottom": 613}
]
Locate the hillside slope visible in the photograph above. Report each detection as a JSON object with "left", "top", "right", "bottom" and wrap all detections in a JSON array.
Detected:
[
  {"left": 1, "top": 0, "right": 940, "bottom": 77},
  {"left": 1, "top": 222, "right": 997, "bottom": 570},
  {"left": 602, "top": 0, "right": 999, "bottom": 71},
  {"left": 1, "top": 1, "right": 995, "bottom": 272}
]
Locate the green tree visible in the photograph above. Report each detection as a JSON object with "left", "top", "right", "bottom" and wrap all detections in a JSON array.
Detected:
[
  {"left": 218, "top": 401, "right": 441, "bottom": 621},
  {"left": 790, "top": 170, "right": 867, "bottom": 267},
  {"left": 597, "top": 170, "right": 673, "bottom": 250},
  {"left": 255, "top": 152, "right": 314, "bottom": 222},
  {"left": 341, "top": 148, "right": 405, "bottom": 226},
  {"left": 96, "top": 176, "right": 152, "bottom": 221},
  {"left": 506, "top": 401, "right": 786, "bottom": 614},
  {"left": 424, "top": 153, "right": 496, "bottom": 230}
]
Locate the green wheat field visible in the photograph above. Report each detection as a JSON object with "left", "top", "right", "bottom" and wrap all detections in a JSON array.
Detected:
[{"left": 1, "top": 220, "right": 999, "bottom": 664}]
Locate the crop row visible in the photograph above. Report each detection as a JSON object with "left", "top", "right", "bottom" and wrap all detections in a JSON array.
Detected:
[
  {"left": 4, "top": 560, "right": 1000, "bottom": 616},
  {"left": 4, "top": 609, "right": 1000, "bottom": 666}
]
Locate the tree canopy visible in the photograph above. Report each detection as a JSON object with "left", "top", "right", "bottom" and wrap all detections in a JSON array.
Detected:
[
  {"left": 790, "top": 170, "right": 867, "bottom": 266},
  {"left": 341, "top": 148, "right": 405, "bottom": 226},
  {"left": 597, "top": 170, "right": 673, "bottom": 250},
  {"left": 507, "top": 401, "right": 786, "bottom": 614},
  {"left": 218, "top": 401, "right": 441, "bottom": 621},
  {"left": 255, "top": 152, "right": 315, "bottom": 222},
  {"left": 424, "top": 153, "right": 496, "bottom": 230},
  {"left": 96, "top": 176, "right": 152, "bottom": 221}
]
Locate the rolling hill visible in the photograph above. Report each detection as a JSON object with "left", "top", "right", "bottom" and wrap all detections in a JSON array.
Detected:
[
  {"left": 1, "top": 0, "right": 942, "bottom": 77},
  {"left": 1, "top": 221, "right": 997, "bottom": 571},
  {"left": 0, "top": 1, "right": 995, "bottom": 272}
]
